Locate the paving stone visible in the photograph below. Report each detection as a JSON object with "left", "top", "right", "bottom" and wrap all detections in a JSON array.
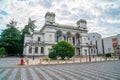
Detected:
[{"left": 0, "top": 61, "right": 120, "bottom": 80}]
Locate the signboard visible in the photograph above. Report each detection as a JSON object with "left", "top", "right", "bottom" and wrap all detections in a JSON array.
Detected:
[{"left": 112, "top": 38, "right": 117, "bottom": 48}]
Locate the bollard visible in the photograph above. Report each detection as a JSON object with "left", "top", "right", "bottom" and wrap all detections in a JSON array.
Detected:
[
  {"left": 65, "top": 58, "right": 67, "bottom": 64},
  {"left": 86, "top": 56, "right": 87, "bottom": 62},
  {"left": 48, "top": 58, "right": 50, "bottom": 64},
  {"left": 40, "top": 58, "right": 41, "bottom": 64},
  {"left": 80, "top": 57, "right": 81, "bottom": 63},
  {"left": 114, "top": 56, "right": 116, "bottom": 60},
  {"left": 57, "top": 58, "right": 59, "bottom": 64},
  {"left": 99, "top": 56, "right": 101, "bottom": 62},
  {"left": 65, "top": 59, "right": 67, "bottom": 64},
  {"left": 95, "top": 56, "right": 96, "bottom": 62},
  {"left": 40, "top": 58, "right": 42, "bottom": 64},
  {"left": 73, "top": 57, "right": 75, "bottom": 63}
]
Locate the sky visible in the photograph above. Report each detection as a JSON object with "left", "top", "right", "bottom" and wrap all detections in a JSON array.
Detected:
[{"left": 0, "top": 0, "right": 120, "bottom": 38}]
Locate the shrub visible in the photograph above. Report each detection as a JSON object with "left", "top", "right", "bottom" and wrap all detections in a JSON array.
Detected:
[
  {"left": 0, "top": 47, "right": 6, "bottom": 57},
  {"left": 48, "top": 41, "right": 75, "bottom": 60},
  {"left": 48, "top": 51, "right": 55, "bottom": 59},
  {"left": 105, "top": 53, "right": 111, "bottom": 58}
]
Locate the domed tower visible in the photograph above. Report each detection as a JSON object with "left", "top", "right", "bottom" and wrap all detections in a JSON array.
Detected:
[
  {"left": 45, "top": 12, "right": 55, "bottom": 24},
  {"left": 76, "top": 19, "right": 87, "bottom": 29}
]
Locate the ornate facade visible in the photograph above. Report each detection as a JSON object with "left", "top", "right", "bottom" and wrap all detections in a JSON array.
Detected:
[{"left": 23, "top": 12, "right": 91, "bottom": 56}]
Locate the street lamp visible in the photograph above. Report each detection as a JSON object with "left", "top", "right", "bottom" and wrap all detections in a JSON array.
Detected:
[
  {"left": 108, "top": 48, "right": 111, "bottom": 56},
  {"left": 32, "top": 47, "right": 35, "bottom": 60},
  {"left": 117, "top": 45, "right": 120, "bottom": 60},
  {"left": 87, "top": 43, "right": 91, "bottom": 62}
]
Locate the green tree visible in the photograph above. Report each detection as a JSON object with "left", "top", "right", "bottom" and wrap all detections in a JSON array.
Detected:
[
  {"left": 0, "top": 21, "right": 22, "bottom": 56},
  {"left": 49, "top": 41, "right": 75, "bottom": 60},
  {"left": 22, "top": 18, "right": 36, "bottom": 35},
  {"left": 0, "top": 47, "right": 6, "bottom": 57},
  {"left": 21, "top": 18, "right": 36, "bottom": 55}
]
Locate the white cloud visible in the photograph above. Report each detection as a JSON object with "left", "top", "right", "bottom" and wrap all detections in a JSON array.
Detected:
[{"left": 0, "top": 0, "right": 120, "bottom": 37}]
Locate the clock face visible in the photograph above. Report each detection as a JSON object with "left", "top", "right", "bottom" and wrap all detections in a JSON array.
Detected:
[{"left": 80, "top": 23, "right": 86, "bottom": 27}]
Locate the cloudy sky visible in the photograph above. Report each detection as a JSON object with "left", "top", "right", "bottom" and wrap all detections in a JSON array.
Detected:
[{"left": 0, "top": 0, "right": 120, "bottom": 37}]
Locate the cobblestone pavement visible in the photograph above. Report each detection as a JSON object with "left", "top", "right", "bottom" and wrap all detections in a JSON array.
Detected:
[
  {"left": 0, "top": 57, "right": 20, "bottom": 67},
  {"left": 0, "top": 61, "right": 120, "bottom": 80}
]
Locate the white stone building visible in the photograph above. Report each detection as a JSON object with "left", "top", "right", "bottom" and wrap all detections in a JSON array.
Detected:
[{"left": 23, "top": 12, "right": 90, "bottom": 56}]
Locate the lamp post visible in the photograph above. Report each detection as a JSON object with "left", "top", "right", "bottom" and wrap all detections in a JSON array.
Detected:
[
  {"left": 32, "top": 46, "right": 35, "bottom": 60},
  {"left": 87, "top": 44, "right": 91, "bottom": 62},
  {"left": 117, "top": 45, "right": 120, "bottom": 60},
  {"left": 108, "top": 48, "right": 111, "bottom": 56}
]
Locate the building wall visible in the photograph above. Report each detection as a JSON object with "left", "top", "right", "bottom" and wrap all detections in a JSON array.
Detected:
[
  {"left": 103, "top": 37, "right": 115, "bottom": 54},
  {"left": 89, "top": 33, "right": 120, "bottom": 55},
  {"left": 97, "top": 39, "right": 103, "bottom": 54}
]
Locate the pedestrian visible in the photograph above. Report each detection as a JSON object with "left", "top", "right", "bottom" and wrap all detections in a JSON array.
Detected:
[{"left": 25, "top": 56, "right": 29, "bottom": 65}]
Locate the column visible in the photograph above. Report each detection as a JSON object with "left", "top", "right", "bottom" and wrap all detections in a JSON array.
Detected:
[
  {"left": 38, "top": 46, "right": 41, "bottom": 55},
  {"left": 75, "top": 48, "right": 77, "bottom": 56},
  {"left": 32, "top": 46, "right": 34, "bottom": 55},
  {"left": 75, "top": 37, "right": 76, "bottom": 45},
  {"left": 26, "top": 46, "right": 29, "bottom": 55}
]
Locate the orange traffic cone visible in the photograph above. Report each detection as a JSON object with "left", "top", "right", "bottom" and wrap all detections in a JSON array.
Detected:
[{"left": 20, "top": 58, "right": 24, "bottom": 65}]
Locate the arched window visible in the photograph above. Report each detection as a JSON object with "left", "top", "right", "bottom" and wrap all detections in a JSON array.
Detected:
[
  {"left": 63, "top": 35, "right": 66, "bottom": 41},
  {"left": 41, "top": 47, "right": 44, "bottom": 54},
  {"left": 73, "top": 37, "right": 75, "bottom": 45},
  {"left": 35, "top": 47, "right": 38, "bottom": 54},
  {"left": 29, "top": 46, "right": 32, "bottom": 54},
  {"left": 66, "top": 31, "right": 72, "bottom": 43},
  {"left": 75, "top": 33, "right": 80, "bottom": 45},
  {"left": 55, "top": 30, "right": 62, "bottom": 42}
]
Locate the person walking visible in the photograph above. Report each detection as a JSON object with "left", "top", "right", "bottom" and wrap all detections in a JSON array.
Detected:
[{"left": 25, "top": 56, "right": 29, "bottom": 65}]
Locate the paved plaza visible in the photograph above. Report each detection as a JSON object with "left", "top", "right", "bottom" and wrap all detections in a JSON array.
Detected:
[{"left": 0, "top": 57, "right": 120, "bottom": 80}]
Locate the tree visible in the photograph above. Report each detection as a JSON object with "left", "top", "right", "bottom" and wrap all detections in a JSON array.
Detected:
[
  {"left": 49, "top": 41, "right": 75, "bottom": 60},
  {"left": 0, "top": 47, "right": 6, "bottom": 57},
  {"left": 22, "top": 18, "right": 36, "bottom": 35},
  {"left": 0, "top": 21, "right": 22, "bottom": 56},
  {"left": 21, "top": 18, "right": 36, "bottom": 55}
]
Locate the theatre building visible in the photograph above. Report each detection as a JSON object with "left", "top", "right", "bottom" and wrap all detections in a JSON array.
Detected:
[{"left": 23, "top": 12, "right": 90, "bottom": 56}]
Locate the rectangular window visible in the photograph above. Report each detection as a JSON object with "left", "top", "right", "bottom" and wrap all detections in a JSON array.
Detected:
[
  {"left": 49, "top": 35, "right": 52, "bottom": 41},
  {"left": 29, "top": 46, "right": 32, "bottom": 54},
  {"left": 38, "top": 37, "right": 41, "bottom": 42},
  {"left": 84, "top": 49, "right": 87, "bottom": 55}
]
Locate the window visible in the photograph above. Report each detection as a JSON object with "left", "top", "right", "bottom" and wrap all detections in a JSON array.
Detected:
[
  {"left": 49, "top": 35, "right": 52, "bottom": 41},
  {"left": 50, "top": 17, "right": 53, "bottom": 22},
  {"left": 93, "top": 36, "right": 95, "bottom": 38},
  {"left": 38, "top": 37, "right": 40, "bottom": 42},
  {"left": 29, "top": 46, "right": 32, "bottom": 54},
  {"left": 84, "top": 38, "right": 86, "bottom": 41},
  {"left": 84, "top": 49, "right": 87, "bottom": 55},
  {"left": 56, "top": 36, "right": 59, "bottom": 42},
  {"left": 41, "top": 47, "right": 44, "bottom": 53},
  {"left": 91, "top": 49, "right": 93, "bottom": 54},
  {"left": 63, "top": 36, "right": 66, "bottom": 41},
  {"left": 73, "top": 37, "right": 75, "bottom": 45},
  {"left": 35, "top": 47, "right": 38, "bottom": 54},
  {"left": 94, "top": 49, "right": 95, "bottom": 53}
]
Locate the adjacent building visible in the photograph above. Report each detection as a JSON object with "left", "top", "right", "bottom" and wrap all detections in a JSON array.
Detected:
[{"left": 88, "top": 33, "right": 120, "bottom": 55}]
